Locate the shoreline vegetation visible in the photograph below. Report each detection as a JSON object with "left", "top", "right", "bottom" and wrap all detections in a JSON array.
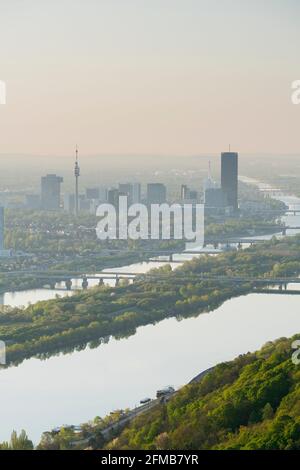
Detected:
[
  {"left": 2, "top": 334, "right": 300, "bottom": 450},
  {"left": 1, "top": 232, "right": 300, "bottom": 367}
]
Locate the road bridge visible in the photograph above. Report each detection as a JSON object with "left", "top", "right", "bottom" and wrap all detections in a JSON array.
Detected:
[{"left": 2, "top": 269, "right": 300, "bottom": 290}]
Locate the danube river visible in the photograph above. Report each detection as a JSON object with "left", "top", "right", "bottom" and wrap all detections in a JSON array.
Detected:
[
  {"left": 1, "top": 293, "right": 300, "bottom": 443},
  {"left": 0, "top": 191, "right": 299, "bottom": 443}
]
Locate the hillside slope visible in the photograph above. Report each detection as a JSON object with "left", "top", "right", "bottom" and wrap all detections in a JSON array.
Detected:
[{"left": 105, "top": 335, "right": 300, "bottom": 450}]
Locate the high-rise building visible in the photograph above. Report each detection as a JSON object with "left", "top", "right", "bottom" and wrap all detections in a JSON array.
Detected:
[
  {"left": 147, "top": 183, "right": 167, "bottom": 205},
  {"left": 99, "top": 186, "right": 108, "bottom": 202},
  {"left": 64, "top": 193, "right": 75, "bottom": 213},
  {"left": 132, "top": 183, "right": 141, "bottom": 204},
  {"left": 107, "top": 188, "right": 120, "bottom": 208},
  {"left": 118, "top": 183, "right": 141, "bottom": 204},
  {"left": 41, "top": 174, "right": 63, "bottom": 210},
  {"left": 181, "top": 184, "right": 189, "bottom": 200},
  {"left": 118, "top": 183, "right": 133, "bottom": 205},
  {"left": 221, "top": 152, "right": 238, "bottom": 211}
]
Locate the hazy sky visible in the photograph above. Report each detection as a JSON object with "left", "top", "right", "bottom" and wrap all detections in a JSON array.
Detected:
[{"left": 0, "top": 0, "right": 300, "bottom": 156}]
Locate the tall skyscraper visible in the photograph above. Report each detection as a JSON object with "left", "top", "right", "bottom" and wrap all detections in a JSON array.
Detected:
[
  {"left": 41, "top": 174, "right": 63, "bottom": 210},
  {"left": 74, "top": 146, "right": 80, "bottom": 216},
  {"left": 147, "top": 183, "right": 167, "bottom": 204},
  {"left": 221, "top": 152, "right": 238, "bottom": 211}
]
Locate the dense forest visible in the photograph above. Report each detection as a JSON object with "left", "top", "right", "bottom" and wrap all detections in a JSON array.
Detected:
[
  {"left": 20, "top": 334, "right": 300, "bottom": 450},
  {"left": 103, "top": 335, "right": 300, "bottom": 450}
]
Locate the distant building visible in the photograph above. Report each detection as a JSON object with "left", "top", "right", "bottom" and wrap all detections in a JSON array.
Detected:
[
  {"left": 147, "top": 183, "right": 167, "bottom": 205},
  {"left": 64, "top": 193, "right": 75, "bottom": 213},
  {"left": 221, "top": 152, "right": 238, "bottom": 211},
  {"left": 107, "top": 188, "right": 120, "bottom": 208},
  {"left": 181, "top": 184, "right": 189, "bottom": 200},
  {"left": 132, "top": 183, "right": 141, "bottom": 204},
  {"left": 118, "top": 183, "right": 141, "bottom": 205},
  {"left": 189, "top": 190, "right": 198, "bottom": 201},
  {"left": 119, "top": 183, "right": 133, "bottom": 205},
  {"left": 41, "top": 174, "right": 63, "bottom": 210},
  {"left": 86, "top": 187, "right": 100, "bottom": 199},
  {"left": 79, "top": 195, "right": 90, "bottom": 211},
  {"left": 181, "top": 185, "right": 198, "bottom": 203},
  {"left": 25, "top": 194, "right": 40, "bottom": 210},
  {"left": 99, "top": 186, "right": 108, "bottom": 202},
  {"left": 204, "top": 187, "right": 227, "bottom": 207},
  {"left": 203, "top": 161, "right": 218, "bottom": 192}
]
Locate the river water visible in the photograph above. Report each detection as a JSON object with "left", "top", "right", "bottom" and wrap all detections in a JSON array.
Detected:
[{"left": 0, "top": 189, "right": 300, "bottom": 443}]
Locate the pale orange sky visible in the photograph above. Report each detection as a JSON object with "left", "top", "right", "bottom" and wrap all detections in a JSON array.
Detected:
[{"left": 0, "top": 0, "right": 300, "bottom": 156}]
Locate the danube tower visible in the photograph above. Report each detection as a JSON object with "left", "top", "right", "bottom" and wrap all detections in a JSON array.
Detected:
[{"left": 74, "top": 145, "right": 80, "bottom": 216}]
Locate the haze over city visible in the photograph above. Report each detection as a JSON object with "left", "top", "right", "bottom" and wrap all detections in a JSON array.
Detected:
[{"left": 1, "top": 0, "right": 300, "bottom": 456}]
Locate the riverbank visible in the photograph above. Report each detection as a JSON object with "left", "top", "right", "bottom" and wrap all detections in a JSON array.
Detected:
[
  {"left": 2, "top": 292, "right": 300, "bottom": 444},
  {"left": 2, "top": 231, "right": 300, "bottom": 367}
]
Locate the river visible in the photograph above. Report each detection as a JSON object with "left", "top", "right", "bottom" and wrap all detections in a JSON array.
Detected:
[
  {"left": 0, "top": 187, "right": 300, "bottom": 443},
  {"left": 1, "top": 293, "right": 300, "bottom": 443}
]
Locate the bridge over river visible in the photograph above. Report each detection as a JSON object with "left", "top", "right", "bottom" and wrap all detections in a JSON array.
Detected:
[{"left": 2, "top": 268, "right": 300, "bottom": 291}]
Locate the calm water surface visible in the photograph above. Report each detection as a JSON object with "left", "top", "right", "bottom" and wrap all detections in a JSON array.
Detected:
[{"left": 0, "top": 293, "right": 300, "bottom": 443}]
